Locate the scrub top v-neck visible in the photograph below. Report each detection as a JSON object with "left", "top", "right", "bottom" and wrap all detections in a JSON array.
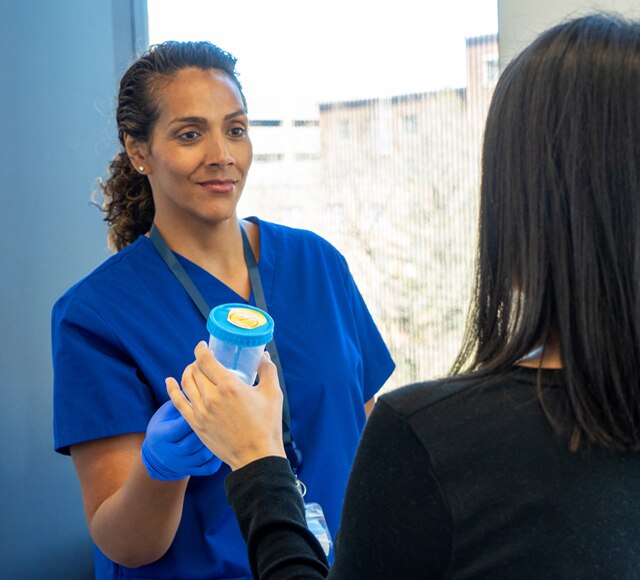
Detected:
[{"left": 149, "top": 221, "right": 302, "bottom": 474}]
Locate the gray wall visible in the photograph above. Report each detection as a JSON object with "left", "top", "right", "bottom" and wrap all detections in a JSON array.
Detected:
[
  {"left": 498, "top": 0, "right": 640, "bottom": 65},
  {"left": 0, "top": 1, "right": 147, "bottom": 577}
]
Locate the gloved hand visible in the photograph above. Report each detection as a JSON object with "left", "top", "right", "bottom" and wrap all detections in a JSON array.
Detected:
[{"left": 141, "top": 400, "right": 222, "bottom": 481}]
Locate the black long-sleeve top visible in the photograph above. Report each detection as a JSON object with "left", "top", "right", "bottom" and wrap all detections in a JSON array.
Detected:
[{"left": 226, "top": 367, "right": 640, "bottom": 579}]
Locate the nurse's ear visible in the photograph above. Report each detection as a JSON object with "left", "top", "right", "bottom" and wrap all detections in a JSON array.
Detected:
[{"left": 124, "top": 133, "right": 153, "bottom": 176}]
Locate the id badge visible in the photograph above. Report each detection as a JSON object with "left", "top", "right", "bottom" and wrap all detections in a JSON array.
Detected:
[
  {"left": 296, "top": 479, "right": 333, "bottom": 557},
  {"left": 304, "top": 501, "right": 333, "bottom": 556}
]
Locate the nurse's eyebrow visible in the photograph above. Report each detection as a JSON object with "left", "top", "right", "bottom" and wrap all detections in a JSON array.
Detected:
[
  {"left": 170, "top": 116, "right": 207, "bottom": 125},
  {"left": 224, "top": 109, "right": 247, "bottom": 120},
  {"left": 169, "top": 110, "right": 247, "bottom": 125}
]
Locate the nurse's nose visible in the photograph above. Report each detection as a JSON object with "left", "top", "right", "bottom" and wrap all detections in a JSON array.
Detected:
[{"left": 204, "top": 133, "right": 234, "bottom": 168}]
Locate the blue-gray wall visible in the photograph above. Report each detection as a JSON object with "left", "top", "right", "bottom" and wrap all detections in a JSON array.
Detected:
[{"left": 0, "top": 1, "right": 147, "bottom": 577}]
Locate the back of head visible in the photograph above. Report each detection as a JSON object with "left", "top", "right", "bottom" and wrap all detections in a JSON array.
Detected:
[
  {"left": 99, "top": 41, "right": 245, "bottom": 250},
  {"left": 455, "top": 13, "right": 640, "bottom": 450}
]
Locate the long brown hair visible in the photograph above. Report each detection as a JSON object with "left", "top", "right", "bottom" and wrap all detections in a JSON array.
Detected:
[{"left": 452, "top": 13, "right": 640, "bottom": 451}]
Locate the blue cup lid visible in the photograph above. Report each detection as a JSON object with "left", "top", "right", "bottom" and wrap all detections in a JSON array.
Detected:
[{"left": 206, "top": 303, "right": 274, "bottom": 347}]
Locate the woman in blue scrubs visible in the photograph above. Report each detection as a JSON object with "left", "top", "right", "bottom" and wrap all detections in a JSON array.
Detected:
[{"left": 52, "top": 41, "right": 394, "bottom": 579}]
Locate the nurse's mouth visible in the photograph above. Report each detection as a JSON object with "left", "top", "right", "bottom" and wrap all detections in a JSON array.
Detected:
[{"left": 198, "top": 179, "right": 236, "bottom": 194}]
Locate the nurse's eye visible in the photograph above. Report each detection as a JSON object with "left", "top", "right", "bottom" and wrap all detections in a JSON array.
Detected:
[
  {"left": 178, "top": 130, "right": 201, "bottom": 141},
  {"left": 228, "top": 126, "right": 247, "bottom": 138}
]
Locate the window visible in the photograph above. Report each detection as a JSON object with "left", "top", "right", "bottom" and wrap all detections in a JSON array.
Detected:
[
  {"left": 147, "top": 0, "right": 499, "bottom": 391},
  {"left": 293, "top": 120, "right": 319, "bottom": 128},
  {"left": 250, "top": 120, "right": 283, "bottom": 127},
  {"left": 483, "top": 53, "right": 500, "bottom": 86},
  {"left": 338, "top": 119, "right": 352, "bottom": 139},
  {"left": 253, "top": 153, "right": 285, "bottom": 162},
  {"left": 403, "top": 114, "right": 419, "bottom": 134}
]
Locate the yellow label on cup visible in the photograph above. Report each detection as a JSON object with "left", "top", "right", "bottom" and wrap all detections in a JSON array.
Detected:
[{"left": 228, "top": 307, "right": 267, "bottom": 329}]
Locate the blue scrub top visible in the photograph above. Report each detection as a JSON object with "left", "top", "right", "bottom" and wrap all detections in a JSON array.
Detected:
[{"left": 52, "top": 218, "right": 395, "bottom": 579}]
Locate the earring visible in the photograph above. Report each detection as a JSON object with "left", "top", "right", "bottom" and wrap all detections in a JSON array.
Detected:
[{"left": 138, "top": 166, "right": 145, "bottom": 173}]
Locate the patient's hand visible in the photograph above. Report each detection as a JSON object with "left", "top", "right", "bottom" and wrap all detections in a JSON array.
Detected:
[{"left": 166, "top": 342, "right": 286, "bottom": 471}]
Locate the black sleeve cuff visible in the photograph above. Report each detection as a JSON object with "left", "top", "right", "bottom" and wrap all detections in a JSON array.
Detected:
[{"left": 225, "top": 456, "right": 329, "bottom": 579}]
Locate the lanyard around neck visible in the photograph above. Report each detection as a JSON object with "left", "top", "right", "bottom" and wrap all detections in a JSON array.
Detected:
[{"left": 148, "top": 223, "right": 302, "bottom": 473}]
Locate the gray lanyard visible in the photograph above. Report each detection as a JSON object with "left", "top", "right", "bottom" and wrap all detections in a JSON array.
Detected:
[{"left": 149, "top": 223, "right": 302, "bottom": 473}]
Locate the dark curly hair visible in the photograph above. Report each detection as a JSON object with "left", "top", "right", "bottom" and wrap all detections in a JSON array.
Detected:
[{"left": 99, "top": 41, "right": 246, "bottom": 251}]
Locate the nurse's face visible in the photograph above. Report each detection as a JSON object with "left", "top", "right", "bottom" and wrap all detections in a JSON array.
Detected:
[{"left": 141, "top": 67, "right": 252, "bottom": 230}]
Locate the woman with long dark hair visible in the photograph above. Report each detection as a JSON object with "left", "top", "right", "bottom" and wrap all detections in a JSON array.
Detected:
[{"left": 170, "top": 13, "right": 640, "bottom": 578}]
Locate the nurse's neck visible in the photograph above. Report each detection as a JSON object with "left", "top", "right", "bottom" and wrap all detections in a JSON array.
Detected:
[
  {"left": 150, "top": 216, "right": 256, "bottom": 298},
  {"left": 516, "top": 334, "right": 563, "bottom": 369}
]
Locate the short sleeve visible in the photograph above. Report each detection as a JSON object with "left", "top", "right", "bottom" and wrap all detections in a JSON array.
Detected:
[
  {"left": 52, "top": 292, "right": 156, "bottom": 454},
  {"left": 339, "top": 255, "right": 395, "bottom": 401}
]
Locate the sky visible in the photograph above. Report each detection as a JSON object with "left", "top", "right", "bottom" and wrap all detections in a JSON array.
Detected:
[{"left": 147, "top": 0, "right": 498, "bottom": 117}]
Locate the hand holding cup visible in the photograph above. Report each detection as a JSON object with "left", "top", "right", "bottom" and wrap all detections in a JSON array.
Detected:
[{"left": 167, "top": 342, "right": 286, "bottom": 471}]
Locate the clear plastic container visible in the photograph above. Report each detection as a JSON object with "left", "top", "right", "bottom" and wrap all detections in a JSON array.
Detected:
[{"left": 206, "top": 303, "right": 274, "bottom": 385}]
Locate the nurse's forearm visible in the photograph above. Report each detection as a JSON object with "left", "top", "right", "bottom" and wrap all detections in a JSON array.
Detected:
[{"left": 87, "top": 457, "right": 189, "bottom": 568}]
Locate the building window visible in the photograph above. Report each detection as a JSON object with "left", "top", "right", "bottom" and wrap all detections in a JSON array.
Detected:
[
  {"left": 254, "top": 153, "right": 285, "bottom": 162},
  {"left": 295, "top": 153, "right": 321, "bottom": 161},
  {"left": 483, "top": 53, "right": 500, "bottom": 86},
  {"left": 293, "top": 120, "right": 320, "bottom": 127},
  {"left": 250, "top": 120, "right": 282, "bottom": 127},
  {"left": 403, "top": 114, "right": 418, "bottom": 134},
  {"left": 339, "top": 119, "right": 351, "bottom": 139}
]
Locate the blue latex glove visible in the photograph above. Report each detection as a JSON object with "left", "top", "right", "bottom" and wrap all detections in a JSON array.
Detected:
[{"left": 141, "top": 400, "right": 222, "bottom": 481}]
